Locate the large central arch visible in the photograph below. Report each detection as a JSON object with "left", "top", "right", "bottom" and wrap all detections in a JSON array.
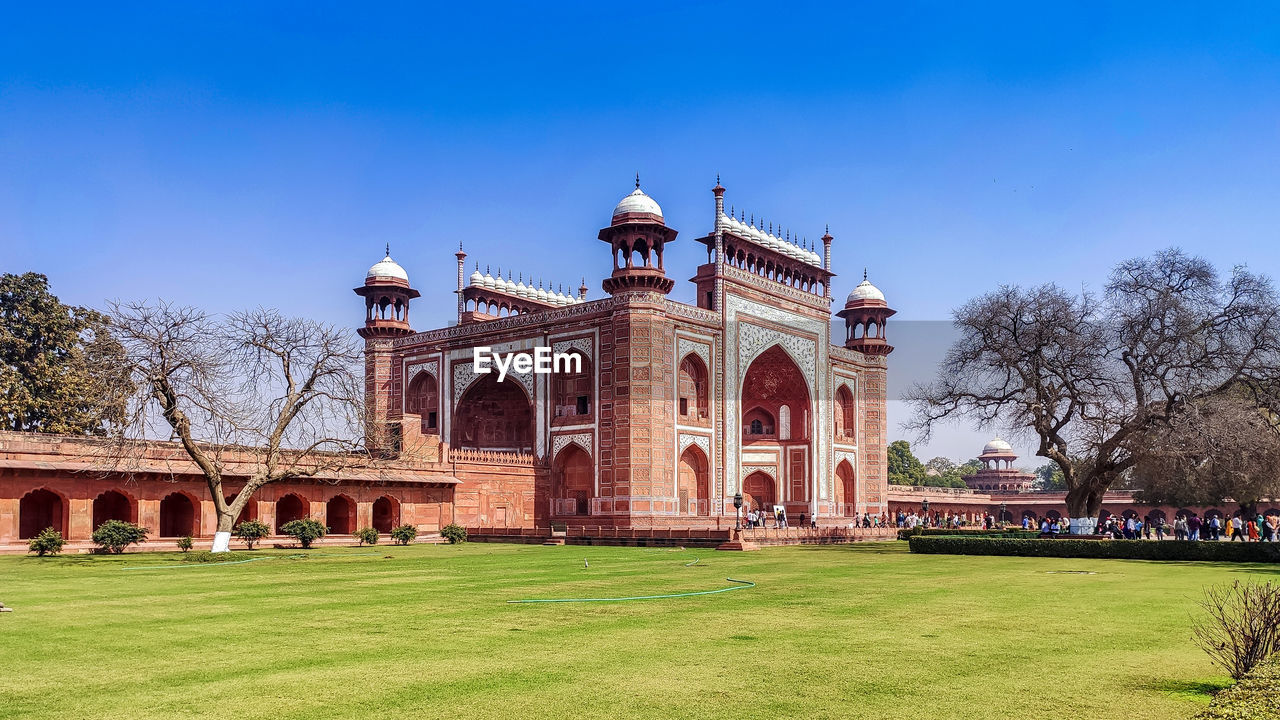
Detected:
[
  {"left": 741, "top": 344, "right": 812, "bottom": 505},
  {"left": 452, "top": 373, "right": 534, "bottom": 453}
]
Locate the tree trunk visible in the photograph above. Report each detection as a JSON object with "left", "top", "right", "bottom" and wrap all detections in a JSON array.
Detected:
[
  {"left": 1064, "top": 482, "right": 1106, "bottom": 535},
  {"left": 211, "top": 510, "right": 235, "bottom": 552}
]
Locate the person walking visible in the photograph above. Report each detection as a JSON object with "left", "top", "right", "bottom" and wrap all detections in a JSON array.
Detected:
[{"left": 1230, "top": 514, "right": 1245, "bottom": 541}]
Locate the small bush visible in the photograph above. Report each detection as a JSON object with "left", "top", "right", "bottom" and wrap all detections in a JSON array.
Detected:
[
  {"left": 354, "top": 527, "right": 378, "bottom": 546},
  {"left": 1195, "top": 656, "right": 1280, "bottom": 719},
  {"left": 390, "top": 524, "right": 417, "bottom": 546},
  {"left": 908, "top": 536, "right": 1280, "bottom": 563},
  {"left": 280, "top": 518, "right": 326, "bottom": 549},
  {"left": 183, "top": 551, "right": 255, "bottom": 563},
  {"left": 440, "top": 524, "right": 467, "bottom": 544},
  {"left": 27, "top": 527, "right": 65, "bottom": 556},
  {"left": 233, "top": 519, "right": 271, "bottom": 550},
  {"left": 91, "top": 520, "right": 149, "bottom": 554},
  {"left": 176, "top": 535, "right": 194, "bottom": 552},
  {"left": 1194, "top": 580, "right": 1280, "bottom": 680}
]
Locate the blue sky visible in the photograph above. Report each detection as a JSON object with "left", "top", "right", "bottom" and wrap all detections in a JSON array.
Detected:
[{"left": 3, "top": 3, "right": 1279, "bottom": 464}]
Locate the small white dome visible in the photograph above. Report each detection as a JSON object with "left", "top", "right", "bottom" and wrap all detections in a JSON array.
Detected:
[
  {"left": 612, "top": 186, "right": 663, "bottom": 220},
  {"left": 469, "top": 268, "right": 483, "bottom": 286},
  {"left": 983, "top": 437, "right": 1014, "bottom": 454},
  {"left": 482, "top": 271, "right": 497, "bottom": 289},
  {"left": 536, "top": 286, "right": 549, "bottom": 302},
  {"left": 366, "top": 254, "right": 408, "bottom": 282},
  {"left": 847, "top": 278, "right": 885, "bottom": 303},
  {"left": 503, "top": 276, "right": 518, "bottom": 293}
]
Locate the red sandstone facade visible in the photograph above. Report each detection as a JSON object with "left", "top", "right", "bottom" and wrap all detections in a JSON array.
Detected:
[{"left": 0, "top": 178, "right": 897, "bottom": 549}]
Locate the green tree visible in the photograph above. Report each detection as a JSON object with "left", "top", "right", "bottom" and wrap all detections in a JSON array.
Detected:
[
  {"left": 888, "top": 440, "right": 928, "bottom": 485},
  {"left": 0, "top": 272, "right": 129, "bottom": 433},
  {"left": 1033, "top": 463, "right": 1066, "bottom": 491}
]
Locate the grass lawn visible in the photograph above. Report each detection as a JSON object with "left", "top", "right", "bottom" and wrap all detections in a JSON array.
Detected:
[{"left": 1, "top": 541, "right": 1272, "bottom": 719}]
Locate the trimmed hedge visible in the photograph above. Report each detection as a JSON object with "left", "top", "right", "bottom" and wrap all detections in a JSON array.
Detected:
[
  {"left": 1196, "top": 657, "right": 1280, "bottom": 719},
  {"left": 897, "top": 527, "right": 1041, "bottom": 540},
  {"left": 908, "top": 536, "right": 1280, "bottom": 562}
]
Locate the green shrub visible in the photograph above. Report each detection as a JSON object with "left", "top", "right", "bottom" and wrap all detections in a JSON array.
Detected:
[
  {"left": 440, "top": 524, "right": 467, "bottom": 544},
  {"left": 1195, "top": 656, "right": 1280, "bottom": 719},
  {"left": 354, "top": 527, "right": 378, "bottom": 546},
  {"left": 91, "top": 520, "right": 149, "bottom": 554},
  {"left": 390, "top": 524, "right": 417, "bottom": 546},
  {"left": 233, "top": 519, "right": 271, "bottom": 549},
  {"left": 183, "top": 551, "right": 255, "bottom": 563},
  {"left": 280, "top": 518, "right": 326, "bottom": 549},
  {"left": 176, "top": 535, "right": 193, "bottom": 552},
  {"left": 27, "top": 527, "right": 65, "bottom": 556},
  {"left": 908, "top": 536, "right": 1280, "bottom": 563}
]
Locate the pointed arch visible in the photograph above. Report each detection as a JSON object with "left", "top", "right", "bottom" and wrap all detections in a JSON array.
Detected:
[
  {"left": 19, "top": 488, "right": 67, "bottom": 539},
  {"left": 740, "top": 344, "right": 810, "bottom": 444},
  {"left": 453, "top": 372, "right": 534, "bottom": 452},
  {"left": 93, "top": 489, "right": 137, "bottom": 528},
  {"left": 160, "top": 492, "right": 200, "bottom": 537},
  {"left": 678, "top": 445, "right": 710, "bottom": 516},
  {"left": 406, "top": 371, "right": 439, "bottom": 433},
  {"left": 834, "top": 460, "right": 856, "bottom": 516},
  {"left": 677, "top": 353, "right": 710, "bottom": 422},
  {"left": 372, "top": 495, "right": 400, "bottom": 533},
  {"left": 552, "top": 444, "right": 594, "bottom": 516},
  {"left": 834, "top": 383, "right": 856, "bottom": 441},
  {"left": 275, "top": 493, "right": 308, "bottom": 533},
  {"left": 326, "top": 494, "right": 357, "bottom": 535},
  {"left": 553, "top": 350, "right": 592, "bottom": 419},
  {"left": 742, "top": 471, "right": 776, "bottom": 513}
]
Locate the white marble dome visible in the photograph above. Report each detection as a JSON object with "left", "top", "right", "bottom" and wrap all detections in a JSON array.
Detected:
[
  {"left": 847, "top": 279, "right": 885, "bottom": 303},
  {"left": 612, "top": 187, "right": 663, "bottom": 220},
  {"left": 983, "top": 437, "right": 1014, "bottom": 454},
  {"left": 367, "top": 254, "right": 408, "bottom": 282}
]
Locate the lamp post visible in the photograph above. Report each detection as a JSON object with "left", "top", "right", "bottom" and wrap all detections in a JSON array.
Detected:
[
  {"left": 921, "top": 498, "right": 930, "bottom": 526},
  {"left": 734, "top": 493, "right": 744, "bottom": 530},
  {"left": 1000, "top": 500, "right": 1008, "bottom": 528}
]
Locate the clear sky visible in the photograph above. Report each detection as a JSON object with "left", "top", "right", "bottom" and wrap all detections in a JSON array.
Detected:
[{"left": 3, "top": 3, "right": 1279, "bottom": 465}]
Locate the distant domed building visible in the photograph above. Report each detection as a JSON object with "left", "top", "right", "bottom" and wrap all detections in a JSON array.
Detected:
[{"left": 962, "top": 436, "right": 1036, "bottom": 492}]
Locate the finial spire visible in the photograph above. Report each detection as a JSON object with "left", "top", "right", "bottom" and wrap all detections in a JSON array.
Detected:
[
  {"left": 864, "top": 268, "right": 868, "bottom": 281},
  {"left": 385, "top": 242, "right": 390, "bottom": 257},
  {"left": 635, "top": 172, "right": 641, "bottom": 189}
]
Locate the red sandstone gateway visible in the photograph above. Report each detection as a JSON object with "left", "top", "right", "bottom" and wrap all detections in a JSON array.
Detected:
[{"left": 3, "top": 179, "right": 899, "bottom": 550}]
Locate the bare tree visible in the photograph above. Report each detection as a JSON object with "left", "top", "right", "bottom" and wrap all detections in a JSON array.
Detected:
[
  {"left": 104, "top": 301, "right": 375, "bottom": 551},
  {"left": 908, "top": 249, "right": 1280, "bottom": 531},
  {"left": 1193, "top": 580, "right": 1280, "bottom": 680},
  {"left": 1130, "top": 395, "right": 1280, "bottom": 513}
]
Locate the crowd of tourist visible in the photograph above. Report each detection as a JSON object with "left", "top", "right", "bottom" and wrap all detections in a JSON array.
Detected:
[
  {"left": 892, "top": 506, "right": 1280, "bottom": 540},
  {"left": 739, "top": 505, "right": 1280, "bottom": 540}
]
